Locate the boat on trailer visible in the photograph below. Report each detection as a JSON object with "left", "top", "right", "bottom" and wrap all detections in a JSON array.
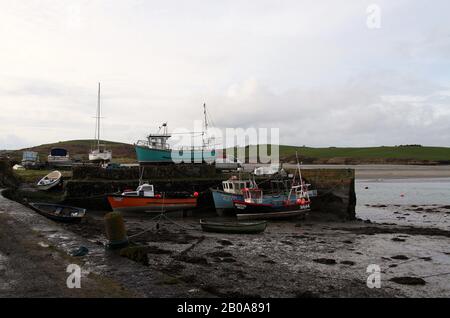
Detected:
[
  {"left": 28, "top": 202, "right": 86, "bottom": 223},
  {"left": 200, "top": 219, "right": 267, "bottom": 234},
  {"left": 37, "top": 170, "right": 62, "bottom": 190},
  {"left": 134, "top": 103, "right": 216, "bottom": 165},
  {"left": 107, "top": 183, "right": 198, "bottom": 213}
]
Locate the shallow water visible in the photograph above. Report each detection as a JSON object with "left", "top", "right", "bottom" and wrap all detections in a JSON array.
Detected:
[
  {"left": 356, "top": 178, "right": 450, "bottom": 230},
  {"left": 356, "top": 178, "right": 450, "bottom": 206}
]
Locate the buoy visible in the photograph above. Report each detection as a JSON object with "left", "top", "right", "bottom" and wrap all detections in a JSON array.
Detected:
[
  {"left": 400, "top": 193, "right": 405, "bottom": 197},
  {"left": 193, "top": 191, "right": 199, "bottom": 198},
  {"left": 104, "top": 212, "right": 128, "bottom": 249}
]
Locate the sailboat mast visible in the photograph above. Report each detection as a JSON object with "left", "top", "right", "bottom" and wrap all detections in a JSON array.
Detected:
[
  {"left": 97, "top": 82, "right": 101, "bottom": 149},
  {"left": 202, "top": 103, "right": 207, "bottom": 149},
  {"left": 295, "top": 151, "right": 303, "bottom": 184}
]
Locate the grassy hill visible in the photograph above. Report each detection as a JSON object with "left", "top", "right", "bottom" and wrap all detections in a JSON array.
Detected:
[
  {"left": 6, "top": 140, "right": 450, "bottom": 165},
  {"left": 10, "top": 139, "right": 136, "bottom": 163},
  {"left": 228, "top": 145, "right": 450, "bottom": 164}
]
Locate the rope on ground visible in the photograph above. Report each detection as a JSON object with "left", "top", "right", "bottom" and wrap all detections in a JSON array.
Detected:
[{"left": 128, "top": 216, "right": 200, "bottom": 239}]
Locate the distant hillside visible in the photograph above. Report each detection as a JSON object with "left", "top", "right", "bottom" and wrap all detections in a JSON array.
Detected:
[
  {"left": 7, "top": 140, "right": 450, "bottom": 165},
  {"left": 227, "top": 145, "right": 450, "bottom": 165},
  {"left": 10, "top": 140, "right": 136, "bottom": 163}
]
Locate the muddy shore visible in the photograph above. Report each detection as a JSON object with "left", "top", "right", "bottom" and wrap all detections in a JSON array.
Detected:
[{"left": 2, "top": 189, "right": 450, "bottom": 298}]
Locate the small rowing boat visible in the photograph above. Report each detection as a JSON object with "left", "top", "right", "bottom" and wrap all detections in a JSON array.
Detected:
[
  {"left": 200, "top": 219, "right": 267, "bottom": 234},
  {"left": 28, "top": 202, "right": 86, "bottom": 223},
  {"left": 36, "top": 170, "right": 62, "bottom": 190}
]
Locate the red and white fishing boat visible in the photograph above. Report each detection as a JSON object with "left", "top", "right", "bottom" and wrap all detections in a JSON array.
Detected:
[
  {"left": 233, "top": 153, "right": 314, "bottom": 220},
  {"left": 107, "top": 183, "right": 198, "bottom": 213}
]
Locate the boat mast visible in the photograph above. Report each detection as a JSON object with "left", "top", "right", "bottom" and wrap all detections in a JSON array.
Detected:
[
  {"left": 295, "top": 151, "right": 303, "bottom": 185},
  {"left": 202, "top": 103, "right": 208, "bottom": 150},
  {"left": 97, "top": 82, "right": 101, "bottom": 149}
]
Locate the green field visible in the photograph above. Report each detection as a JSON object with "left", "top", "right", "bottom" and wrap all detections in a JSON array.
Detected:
[
  {"left": 277, "top": 145, "right": 450, "bottom": 161},
  {"left": 6, "top": 140, "right": 450, "bottom": 164},
  {"left": 228, "top": 145, "right": 450, "bottom": 163}
]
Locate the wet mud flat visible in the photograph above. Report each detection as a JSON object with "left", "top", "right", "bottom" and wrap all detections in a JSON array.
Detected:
[
  {"left": 2, "top": 190, "right": 450, "bottom": 297},
  {"left": 70, "top": 207, "right": 450, "bottom": 298}
]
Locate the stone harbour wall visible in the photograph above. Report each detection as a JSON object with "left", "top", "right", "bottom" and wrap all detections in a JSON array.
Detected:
[{"left": 64, "top": 166, "right": 356, "bottom": 219}]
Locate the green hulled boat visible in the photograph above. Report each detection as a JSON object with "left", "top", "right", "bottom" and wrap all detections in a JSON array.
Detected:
[
  {"left": 134, "top": 104, "right": 216, "bottom": 164},
  {"left": 200, "top": 219, "right": 267, "bottom": 234}
]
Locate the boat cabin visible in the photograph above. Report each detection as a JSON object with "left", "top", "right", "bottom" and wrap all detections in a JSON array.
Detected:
[
  {"left": 242, "top": 188, "right": 263, "bottom": 204},
  {"left": 147, "top": 134, "right": 171, "bottom": 150},
  {"left": 122, "top": 184, "right": 155, "bottom": 197},
  {"left": 222, "top": 177, "right": 257, "bottom": 195}
]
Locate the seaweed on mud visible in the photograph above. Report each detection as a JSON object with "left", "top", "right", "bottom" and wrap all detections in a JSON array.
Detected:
[
  {"left": 334, "top": 226, "right": 450, "bottom": 238},
  {"left": 340, "top": 260, "right": 355, "bottom": 266},
  {"left": 389, "top": 277, "right": 426, "bottom": 285},
  {"left": 128, "top": 227, "right": 201, "bottom": 245},
  {"left": 206, "top": 251, "right": 233, "bottom": 258},
  {"left": 175, "top": 255, "right": 209, "bottom": 266},
  {"left": 391, "top": 255, "right": 409, "bottom": 260},
  {"left": 217, "top": 239, "right": 233, "bottom": 246},
  {"left": 313, "top": 258, "right": 337, "bottom": 265}
]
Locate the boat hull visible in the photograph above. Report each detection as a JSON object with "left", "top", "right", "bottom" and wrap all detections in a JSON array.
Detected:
[
  {"left": 211, "top": 189, "right": 244, "bottom": 212},
  {"left": 233, "top": 200, "right": 311, "bottom": 214},
  {"left": 135, "top": 145, "right": 216, "bottom": 164},
  {"left": 236, "top": 209, "right": 309, "bottom": 221},
  {"left": 107, "top": 195, "right": 197, "bottom": 213},
  {"left": 29, "top": 203, "right": 86, "bottom": 223},
  {"left": 89, "top": 151, "right": 112, "bottom": 162},
  {"left": 200, "top": 220, "right": 267, "bottom": 234}
]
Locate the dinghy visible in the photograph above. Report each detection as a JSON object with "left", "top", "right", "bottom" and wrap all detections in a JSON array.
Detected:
[
  {"left": 28, "top": 202, "right": 86, "bottom": 223},
  {"left": 36, "top": 170, "right": 62, "bottom": 190},
  {"left": 200, "top": 219, "right": 267, "bottom": 234}
]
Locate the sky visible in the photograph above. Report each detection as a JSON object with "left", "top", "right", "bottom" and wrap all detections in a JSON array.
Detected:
[{"left": 1, "top": 0, "right": 450, "bottom": 149}]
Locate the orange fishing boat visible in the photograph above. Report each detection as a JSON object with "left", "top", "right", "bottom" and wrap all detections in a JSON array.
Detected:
[{"left": 107, "top": 183, "right": 198, "bottom": 213}]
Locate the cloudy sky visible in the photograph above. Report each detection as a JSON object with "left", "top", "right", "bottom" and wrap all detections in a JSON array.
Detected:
[{"left": 1, "top": 0, "right": 449, "bottom": 149}]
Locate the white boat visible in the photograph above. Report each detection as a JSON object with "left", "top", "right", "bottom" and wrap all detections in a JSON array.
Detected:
[
  {"left": 13, "top": 164, "right": 25, "bottom": 170},
  {"left": 89, "top": 83, "right": 112, "bottom": 162},
  {"left": 47, "top": 148, "right": 72, "bottom": 167},
  {"left": 37, "top": 170, "right": 62, "bottom": 190},
  {"left": 253, "top": 164, "right": 280, "bottom": 176}
]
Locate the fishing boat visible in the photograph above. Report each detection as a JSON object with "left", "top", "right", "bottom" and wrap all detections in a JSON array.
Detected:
[
  {"left": 233, "top": 153, "right": 313, "bottom": 219},
  {"left": 89, "top": 83, "right": 112, "bottom": 162},
  {"left": 107, "top": 183, "right": 198, "bottom": 213},
  {"left": 47, "top": 147, "right": 72, "bottom": 167},
  {"left": 210, "top": 176, "right": 258, "bottom": 215},
  {"left": 37, "top": 170, "right": 62, "bottom": 190},
  {"left": 134, "top": 103, "right": 216, "bottom": 164},
  {"left": 200, "top": 219, "right": 267, "bottom": 234},
  {"left": 28, "top": 202, "right": 86, "bottom": 223}
]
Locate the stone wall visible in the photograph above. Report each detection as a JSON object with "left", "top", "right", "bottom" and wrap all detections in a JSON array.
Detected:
[
  {"left": 300, "top": 168, "right": 356, "bottom": 219},
  {"left": 72, "top": 164, "right": 217, "bottom": 180},
  {"left": 0, "top": 159, "right": 19, "bottom": 188},
  {"left": 65, "top": 166, "right": 356, "bottom": 219}
]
